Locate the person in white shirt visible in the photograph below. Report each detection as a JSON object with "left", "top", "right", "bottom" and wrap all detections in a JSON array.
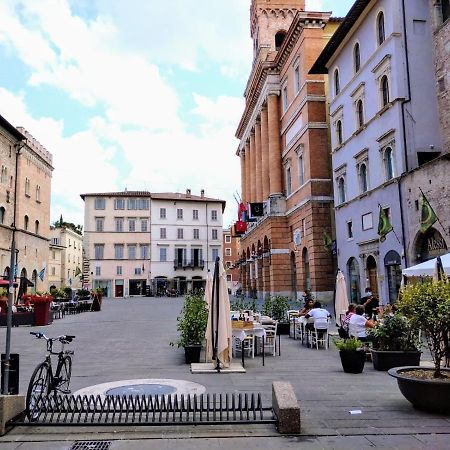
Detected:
[
  {"left": 305, "top": 301, "right": 330, "bottom": 330},
  {"left": 349, "top": 305, "right": 375, "bottom": 341}
]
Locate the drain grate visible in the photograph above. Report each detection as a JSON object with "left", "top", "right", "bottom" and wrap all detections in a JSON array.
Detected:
[{"left": 70, "top": 442, "right": 112, "bottom": 450}]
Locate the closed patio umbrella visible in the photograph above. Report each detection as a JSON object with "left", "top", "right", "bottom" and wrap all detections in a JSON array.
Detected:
[
  {"left": 334, "top": 270, "right": 349, "bottom": 326},
  {"left": 204, "top": 271, "right": 214, "bottom": 362}
]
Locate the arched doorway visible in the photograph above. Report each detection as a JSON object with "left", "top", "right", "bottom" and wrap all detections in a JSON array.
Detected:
[
  {"left": 384, "top": 250, "right": 402, "bottom": 304},
  {"left": 154, "top": 276, "right": 168, "bottom": 296},
  {"left": 302, "top": 248, "right": 311, "bottom": 292},
  {"left": 413, "top": 227, "right": 448, "bottom": 263},
  {"left": 366, "top": 256, "right": 378, "bottom": 298},
  {"left": 347, "top": 257, "right": 360, "bottom": 304},
  {"left": 290, "top": 251, "right": 297, "bottom": 299}
]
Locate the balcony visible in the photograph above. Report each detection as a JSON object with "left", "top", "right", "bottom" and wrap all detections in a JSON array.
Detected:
[{"left": 174, "top": 259, "right": 205, "bottom": 270}]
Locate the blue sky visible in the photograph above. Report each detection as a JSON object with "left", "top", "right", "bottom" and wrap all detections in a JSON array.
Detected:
[{"left": 0, "top": 0, "right": 355, "bottom": 227}]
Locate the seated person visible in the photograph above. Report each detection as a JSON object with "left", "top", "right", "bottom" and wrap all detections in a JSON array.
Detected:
[
  {"left": 305, "top": 301, "right": 331, "bottom": 330},
  {"left": 349, "top": 305, "right": 376, "bottom": 341},
  {"left": 340, "top": 303, "right": 357, "bottom": 338},
  {"left": 298, "top": 298, "right": 315, "bottom": 317}
]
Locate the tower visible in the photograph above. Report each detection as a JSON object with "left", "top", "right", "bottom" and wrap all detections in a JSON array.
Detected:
[{"left": 250, "top": 0, "right": 305, "bottom": 60}]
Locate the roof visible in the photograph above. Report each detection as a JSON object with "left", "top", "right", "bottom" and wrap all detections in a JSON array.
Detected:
[
  {"left": 80, "top": 191, "right": 151, "bottom": 200},
  {"left": 309, "top": 0, "right": 370, "bottom": 74},
  {"left": 0, "top": 114, "right": 26, "bottom": 141}
]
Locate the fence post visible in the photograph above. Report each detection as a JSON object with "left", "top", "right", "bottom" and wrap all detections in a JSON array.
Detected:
[{"left": 0, "top": 395, "right": 25, "bottom": 435}]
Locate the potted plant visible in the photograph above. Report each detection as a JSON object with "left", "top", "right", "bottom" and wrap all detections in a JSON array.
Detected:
[
  {"left": 388, "top": 278, "right": 450, "bottom": 414},
  {"left": 335, "top": 337, "right": 366, "bottom": 374},
  {"left": 23, "top": 293, "right": 54, "bottom": 326},
  {"left": 368, "top": 313, "right": 421, "bottom": 371},
  {"left": 262, "top": 295, "right": 294, "bottom": 335},
  {"left": 171, "top": 292, "right": 208, "bottom": 364}
]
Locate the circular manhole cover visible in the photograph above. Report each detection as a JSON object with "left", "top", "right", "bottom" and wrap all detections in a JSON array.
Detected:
[{"left": 106, "top": 383, "right": 177, "bottom": 396}]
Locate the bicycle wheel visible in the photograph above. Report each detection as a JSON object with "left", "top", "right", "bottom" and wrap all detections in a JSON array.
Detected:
[
  {"left": 57, "top": 355, "right": 72, "bottom": 394},
  {"left": 26, "top": 362, "right": 50, "bottom": 421}
]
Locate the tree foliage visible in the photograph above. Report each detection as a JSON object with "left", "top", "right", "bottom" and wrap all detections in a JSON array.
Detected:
[{"left": 53, "top": 215, "right": 83, "bottom": 236}]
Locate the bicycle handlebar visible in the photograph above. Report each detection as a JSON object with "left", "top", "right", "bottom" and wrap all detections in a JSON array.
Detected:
[{"left": 30, "top": 332, "right": 75, "bottom": 343}]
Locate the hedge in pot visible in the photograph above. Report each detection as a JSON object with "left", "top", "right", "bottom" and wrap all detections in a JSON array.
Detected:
[
  {"left": 388, "top": 278, "right": 450, "bottom": 414},
  {"left": 367, "top": 313, "right": 421, "bottom": 371},
  {"left": 335, "top": 337, "right": 365, "bottom": 374},
  {"left": 171, "top": 293, "right": 208, "bottom": 364},
  {"left": 262, "top": 295, "right": 296, "bottom": 334}
]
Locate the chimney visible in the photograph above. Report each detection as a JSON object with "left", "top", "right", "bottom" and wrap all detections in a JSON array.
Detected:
[
  {"left": 186, "top": 188, "right": 191, "bottom": 198},
  {"left": 200, "top": 189, "right": 205, "bottom": 198}
]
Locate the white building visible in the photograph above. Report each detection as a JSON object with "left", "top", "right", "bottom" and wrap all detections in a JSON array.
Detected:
[
  {"left": 81, "top": 191, "right": 152, "bottom": 298},
  {"left": 150, "top": 190, "right": 225, "bottom": 295},
  {"left": 49, "top": 226, "right": 83, "bottom": 289}
]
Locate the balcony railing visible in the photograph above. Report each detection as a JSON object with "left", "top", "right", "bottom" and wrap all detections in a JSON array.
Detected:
[{"left": 174, "top": 259, "right": 205, "bottom": 270}]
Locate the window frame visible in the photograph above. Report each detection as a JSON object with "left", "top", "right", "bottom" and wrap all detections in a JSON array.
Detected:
[
  {"left": 333, "top": 69, "right": 340, "bottom": 97},
  {"left": 353, "top": 42, "right": 361, "bottom": 73},
  {"left": 377, "top": 11, "right": 386, "bottom": 45},
  {"left": 380, "top": 75, "right": 390, "bottom": 108},
  {"left": 160, "top": 208, "right": 166, "bottom": 219},
  {"left": 94, "top": 197, "right": 105, "bottom": 210}
]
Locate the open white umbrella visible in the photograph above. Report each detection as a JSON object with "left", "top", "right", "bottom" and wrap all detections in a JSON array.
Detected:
[
  {"left": 402, "top": 252, "right": 450, "bottom": 278},
  {"left": 334, "top": 270, "right": 349, "bottom": 326}
]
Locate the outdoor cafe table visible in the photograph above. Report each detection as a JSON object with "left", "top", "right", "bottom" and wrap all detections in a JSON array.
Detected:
[{"left": 232, "top": 323, "right": 266, "bottom": 368}]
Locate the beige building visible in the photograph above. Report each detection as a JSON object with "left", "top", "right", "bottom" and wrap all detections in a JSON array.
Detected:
[
  {"left": 81, "top": 191, "right": 152, "bottom": 298},
  {"left": 49, "top": 226, "right": 83, "bottom": 289},
  {"left": 48, "top": 239, "right": 64, "bottom": 289},
  {"left": 0, "top": 115, "right": 53, "bottom": 296}
]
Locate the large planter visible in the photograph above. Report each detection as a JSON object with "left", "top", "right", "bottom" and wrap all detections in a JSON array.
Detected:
[
  {"left": 184, "top": 345, "right": 202, "bottom": 364},
  {"left": 388, "top": 366, "right": 450, "bottom": 414},
  {"left": 33, "top": 301, "right": 51, "bottom": 326},
  {"left": 339, "top": 350, "right": 365, "bottom": 374},
  {"left": 371, "top": 350, "right": 421, "bottom": 371},
  {"left": 277, "top": 322, "right": 290, "bottom": 335}
]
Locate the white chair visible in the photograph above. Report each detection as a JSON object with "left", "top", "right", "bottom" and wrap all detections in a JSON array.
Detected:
[
  {"left": 258, "top": 324, "right": 277, "bottom": 356},
  {"left": 311, "top": 318, "right": 329, "bottom": 350},
  {"left": 233, "top": 335, "right": 255, "bottom": 358}
]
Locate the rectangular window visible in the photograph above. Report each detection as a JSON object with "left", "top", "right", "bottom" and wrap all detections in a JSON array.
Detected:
[
  {"left": 225, "top": 248, "right": 231, "bottom": 256},
  {"left": 193, "top": 228, "right": 200, "bottom": 240},
  {"left": 95, "top": 266, "right": 101, "bottom": 276},
  {"left": 212, "top": 248, "right": 219, "bottom": 261},
  {"left": 362, "top": 212, "right": 373, "bottom": 231},
  {"left": 177, "top": 208, "right": 183, "bottom": 219},
  {"left": 212, "top": 229, "right": 218, "bottom": 240},
  {"left": 347, "top": 221, "right": 353, "bottom": 239},
  {"left": 282, "top": 85, "right": 288, "bottom": 112},
  {"left": 94, "top": 198, "right": 105, "bottom": 210},
  {"left": 138, "top": 199, "right": 149, "bottom": 210},
  {"left": 114, "top": 198, "right": 125, "bottom": 210},
  {"left": 160, "top": 247, "right": 167, "bottom": 262},
  {"left": 128, "top": 219, "right": 136, "bottom": 232},
  {"left": 160, "top": 227, "right": 166, "bottom": 239},
  {"left": 36, "top": 185, "right": 40, "bottom": 202},
  {"left": 140, "top": 245, "right": 149, "bottom": 260},
  {"left": 193, "top": 209, "right": 199, "bottom": 220},
  {"left": 225, "top": 235, "right": 231, "bottom": 244},
  {"left": 51, "top": 267, "right": 56, "bottom": 276},
  {"left": 177, "top": 228, "right": 184, "bottom": 239},
  {"left": 160, "top": 208, "right": 166, "bottom": 219},
  {"left": 95, "top": 217, "right": 104, "bottom": 232},
  {"left": 286, "top": 167, "right": 292, "bottom": 196},
  {"left": 94, "top": 244, "right": 104, "bottom": 260},
  {"left": 116, "top": 266, "right": 122, "bottom": 275},
  {"left": 134, "top": 267, "right": 142, "bottom": 275},
  {"left": 227, "top": 274, "right": 232, "bottom": 282},
  {"left": 115, "top": 218, "right": 123, "bottom": 232},
  {"left": 114, "top": 244, "right": 124, "bottom": 259},
  {"left": 128, "top": 245, "right": 136, "bottom": 259},
  {"left": 211, "top": 210, "right": 218, "bottom": 221},
  {"left": 141, "top": 219, "right": 148, "bottom": 232},
  {"left": 298, "top": 154, "right": 305, "bottom": 186},
  {"left": 127, "top": 198, "right": 137, "bottom": 210},
  {"left": 294, "top": 66, "right": 300, "bottom": 94}
]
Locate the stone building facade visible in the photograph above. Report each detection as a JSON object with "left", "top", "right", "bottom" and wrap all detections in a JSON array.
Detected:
[{"left": 236, "top": 0, "right": 340, "bottom": 304}]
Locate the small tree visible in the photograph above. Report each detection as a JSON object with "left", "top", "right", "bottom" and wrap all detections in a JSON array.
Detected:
[{"left": 398, "top": 278, "right": 450, "bottom": 378}]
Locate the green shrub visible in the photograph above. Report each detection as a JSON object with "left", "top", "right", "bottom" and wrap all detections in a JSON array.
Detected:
[
  {"left": 262, "top": 295, "right": 298, "bottom": 322},
  {"left": 334, "top": 337, "right": 364, "bottom": 351},
  {"left": 0, "top": 288, "right": 7, "bottom": 298}
]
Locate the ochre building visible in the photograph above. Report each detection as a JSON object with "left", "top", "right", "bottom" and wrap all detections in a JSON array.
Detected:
[{"left": 236, "top": 0, "right": 340, "bottom": 304}]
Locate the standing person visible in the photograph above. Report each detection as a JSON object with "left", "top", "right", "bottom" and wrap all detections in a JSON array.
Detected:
[
  {"left": 360, "top": 287, "right": 372, "bottom": 305},
  {"left": 363, "top": 295, "right": 379, "bottom": 319}
]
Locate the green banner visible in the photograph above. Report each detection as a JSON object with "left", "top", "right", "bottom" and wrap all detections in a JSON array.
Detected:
[
  {"left": 420, "top": 194, "right": 437, "bottom": 233},
  {"left": 378, "top": 207, "right": 393, "bottom": 242}
]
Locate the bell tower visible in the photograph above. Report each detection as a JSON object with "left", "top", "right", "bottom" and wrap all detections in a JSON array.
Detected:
[{"left": 250, "top": 0, "right": 305, "bottom": 60}]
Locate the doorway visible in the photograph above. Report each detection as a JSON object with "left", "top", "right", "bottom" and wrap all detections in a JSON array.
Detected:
[{"left": 366, "top": 255, "right": 379, "bottom": 298}]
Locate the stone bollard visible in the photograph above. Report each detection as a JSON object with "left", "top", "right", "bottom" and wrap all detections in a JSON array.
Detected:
[
  {"left": 272, "top": 381, "right": 301, "bottom": 434},
  {"left": 0, "top": 395, "right": 25, "bottom": 436}
]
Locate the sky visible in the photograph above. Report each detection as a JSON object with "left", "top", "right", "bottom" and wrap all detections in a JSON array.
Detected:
[{"left": 0, "top": 0, "right": 355, "bottom": 229}]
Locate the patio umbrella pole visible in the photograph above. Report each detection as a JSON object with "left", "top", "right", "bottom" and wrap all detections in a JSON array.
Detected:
[{"left": 214, "top": 258, "right": 221, "bottom": 372}]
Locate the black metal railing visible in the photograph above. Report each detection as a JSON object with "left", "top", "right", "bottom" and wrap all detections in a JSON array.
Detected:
[
  {"left": 11, "top": 393, "right": 275, "bottom": 427},
  {"left": 173, "top": 259, "right": 205, "bottom": 270}
]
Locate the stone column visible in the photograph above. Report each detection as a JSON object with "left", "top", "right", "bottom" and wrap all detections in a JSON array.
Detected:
[
  {"left": 260, "top": 105, "right": 270, "bottom": 202},
  {"left": 244, "top": 141, "right": 250, "bottom": 205},
  {"left": 249, "top": 130, "right": 256, "bottom": 203},
  {"left": 254, "top": 118, "right": 263, "bottom": 202},
  {"left": 267, "top": 94, "right": 283, "bottom": 196},
  {"left": 240, "top": 150, "right": 246, "bottom": 204}
]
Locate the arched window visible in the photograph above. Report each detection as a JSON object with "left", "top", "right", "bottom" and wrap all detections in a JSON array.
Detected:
[
  {"left": 336, "top": 120, "right": 343, "bottom": 145},
  {"left": 377, "top": 12, "right": 385, "bottom": 45},
  {"left": 24, "top": 215, "right": 29, "bottom": 230},
  {"left": 36, "top": 185, "right": 41, "bottom": 202},
  {"left": 381, "top": 75, "right": 389, "bottom": 107},
  {"left": 35, "top": 220, "right": 40, "bottom": 234},
  {"left": 298, "top": 154, "right": 305, "bottom": 186},
  {"left": 384, "top": 147, "right": 394, "bottom": 180},
  {"left": 1, "top": 166, "right": 7, "bottom": 183},
  {"left": 359, "top": 163, "right": 368, "bottom": 193},
  {"left": 0, "top": 206, "right": 5, "bottom": 224},
  {"left": 356, "top": 99, "right": 364, "bottom": 128},
  {"left": 338, "top": 177, "right": 346, "bottom": 204},
  {"left": 353, "top": 43, "right": 361, "bottom": 73},
  {"left": 334, "top": 69, "right": 340, "bottom": 96},
  {"left": 275, "top": 31, "right": 286, "bottom": 50},
  {"left": 285, "top": 166, "right": 292, "bottom": 196},
  {"left": 347, "top": 258, "right": 361, "bottom": 304}
]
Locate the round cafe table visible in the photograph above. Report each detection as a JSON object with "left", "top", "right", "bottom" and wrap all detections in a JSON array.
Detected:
[{"left": 232, "top": 323, "right": 266, "bottom": 368}]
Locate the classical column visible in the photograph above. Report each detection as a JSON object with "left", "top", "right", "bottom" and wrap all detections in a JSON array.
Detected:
[
  {"left": 254, "top": 118, "right": 263, "bottom": 202},
  {"left": 249, "top": 130, "right": 256, "bottom": 203},
  {"left": 244, "top": 141, "right": 250, "bottom": 205},
  {"left": 267, "top": 94, "right": 283, "bottom": 196},
  {"left": 260, "top": 105, "right": 270, "bottom": 201},
  {"left": 240, "top": 149, "right": 246, "bottom": 204}
]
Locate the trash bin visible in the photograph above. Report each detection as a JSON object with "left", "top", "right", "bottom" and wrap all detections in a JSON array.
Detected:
[{"left": 1, "top": 353, "right": 19, "bottom": 395}]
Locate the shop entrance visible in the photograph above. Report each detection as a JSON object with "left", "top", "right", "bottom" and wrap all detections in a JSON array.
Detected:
[{"left": 366, "top": 255, "right": 379, "bottom": 298}]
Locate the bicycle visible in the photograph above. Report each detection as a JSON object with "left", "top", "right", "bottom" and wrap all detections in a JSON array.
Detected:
[{"left": 26, "top": 332, "right": 75, "bottom": 420}]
